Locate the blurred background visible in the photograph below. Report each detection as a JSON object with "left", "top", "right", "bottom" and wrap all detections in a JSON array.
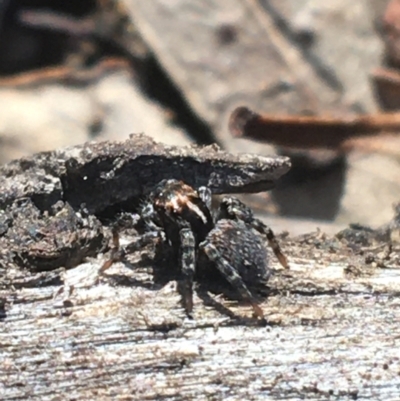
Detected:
[{"left": 0, "top": 0, "right": 399, "bottom": 234}]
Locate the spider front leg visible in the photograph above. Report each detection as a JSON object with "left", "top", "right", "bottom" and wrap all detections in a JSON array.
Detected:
[
  {"left": 100, "top": 226, "right": 124, "bottom": 273},
  {"left": 201, "top": 241, "right": 264, "bottom": 318},
  {"left": 217, "top": 196, "right": 289, "bottom": 269},
  {"left": 141, "top": 202, "right": 160, "bottom": 231},
  {"left": 198, "top": 186, "right": 212, "bottom": 210},
  {"left": 100, "top": 225, "right": 161, "bottom": 274},
  {"left": 179, "top": 227, "right": 196, "bottom": 316}
]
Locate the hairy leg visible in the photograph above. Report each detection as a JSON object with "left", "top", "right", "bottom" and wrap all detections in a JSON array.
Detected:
[
  {"left": 100, "top": 226, "right": 161, "bottom": 273},
  {"left": 179, "top": 227, "right": 196, "bottom": 315},
  {"left": 198, "top": 186, "right": 212, "bottom": 210},
  {"left": 201, "top": 241, "right": 264, "bottom": 318}
]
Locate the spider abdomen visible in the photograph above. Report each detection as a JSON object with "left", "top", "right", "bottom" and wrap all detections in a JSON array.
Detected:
[{"left": 202, "top": 219, "right": 270, "bottom": 284}]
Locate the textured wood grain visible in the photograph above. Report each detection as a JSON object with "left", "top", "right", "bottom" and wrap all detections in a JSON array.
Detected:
[{"left": 1, "top": 230, "right": 400, "bottom": 400}]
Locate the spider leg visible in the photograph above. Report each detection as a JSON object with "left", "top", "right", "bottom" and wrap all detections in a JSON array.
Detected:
[
  {"left": 100, "top": 226, "right": 123, "bottom": 273},
  {"left": 251, "top": 219, "right": 288, "bottom": 269},
  {"left": 141, "top": 202, "right": 160, "bottom": 231},
  {"left": 198, "top": 186, "right": 212, "bottom": 210},
  {"left": 100, "top": 226, "right": 161, "bottom": 274},
  {"left": 218, "top": 196, "right": 289, "bottom": 269},
  {"left": 201, "top": 242, "right": 264, "bottom": 318},
  {"left": 179, "top": 227, "right": 196, "bottom": 315}
]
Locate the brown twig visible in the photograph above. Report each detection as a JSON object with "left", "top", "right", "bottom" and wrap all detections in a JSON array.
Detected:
[
  {"left": 19, "top": 9, "right": 95, "bottom": 37},
  {"left": 0, "top": 57, "right": 130, "bottom": 88},
  {"left": 18, "top": 1, "right": 148, "bottom": 59},
  {"left": 229, "top": 106, "right": 400, "bottom": 153}
]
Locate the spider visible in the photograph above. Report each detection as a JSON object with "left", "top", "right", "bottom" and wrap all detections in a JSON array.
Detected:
[{"left": 100, "top": 179, "right": 288, "bottom": 318}]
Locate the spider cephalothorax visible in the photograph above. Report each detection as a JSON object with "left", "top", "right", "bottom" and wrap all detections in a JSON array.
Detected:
[{"left": 102, "top": 179, "right": 288, "bottom": 318}]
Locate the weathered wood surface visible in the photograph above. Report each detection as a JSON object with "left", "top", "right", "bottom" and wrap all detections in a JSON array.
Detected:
[{"left": 1, "top": 228, "right": 400, "bottom": 400}]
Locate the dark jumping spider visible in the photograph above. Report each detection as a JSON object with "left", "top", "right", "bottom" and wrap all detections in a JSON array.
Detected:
[{"left": 101, "top": 179, "right": 288, "bottom": 318}]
